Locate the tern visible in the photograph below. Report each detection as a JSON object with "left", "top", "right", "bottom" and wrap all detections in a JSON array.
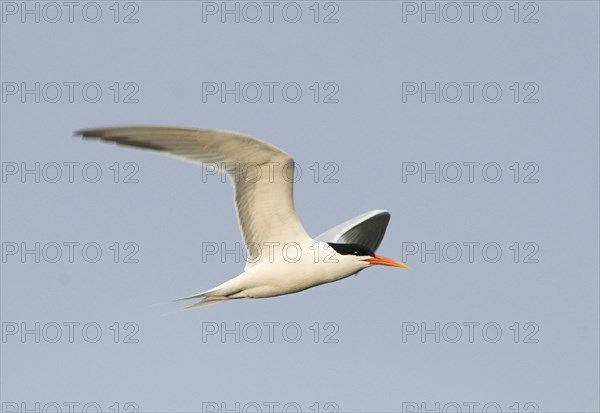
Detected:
[{"left": 75, "top": 127, "right": 409, "bottom": 309}]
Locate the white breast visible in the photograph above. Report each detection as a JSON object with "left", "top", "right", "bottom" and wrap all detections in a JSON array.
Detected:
[{"left": 216, "top": 241, "right": 365, "bottom": 299}]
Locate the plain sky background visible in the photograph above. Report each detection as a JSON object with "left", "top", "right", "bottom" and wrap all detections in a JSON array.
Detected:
[{"left": 1, "top": 1, "right": 599, "bottom": 412}]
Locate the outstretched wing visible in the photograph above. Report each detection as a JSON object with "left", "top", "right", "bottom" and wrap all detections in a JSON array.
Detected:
[
  {"left": 315, "top": 210, "right": 391, "bottom": 252},
  {"left": 74, "top": 127, "right": 310, "bottom": 266}
]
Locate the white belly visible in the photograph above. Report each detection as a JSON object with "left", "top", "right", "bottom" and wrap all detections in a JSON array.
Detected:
[{"left": 213, "top": 241, "right": 363, "bottom": 299}]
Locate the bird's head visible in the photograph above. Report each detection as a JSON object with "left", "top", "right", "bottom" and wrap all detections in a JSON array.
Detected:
[{"left": 327, "top": 243, "right": 409, "bottom": 270}]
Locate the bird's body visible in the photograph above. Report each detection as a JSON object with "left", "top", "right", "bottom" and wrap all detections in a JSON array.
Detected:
[
  {"left": 75, "top": 127, "right": 408, "bottom": 309},
  {"left": 186, "top": 241, "right": 366, "bottom": 301}
]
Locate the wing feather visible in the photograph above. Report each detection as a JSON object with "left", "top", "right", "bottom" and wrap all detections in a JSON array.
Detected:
[
  {"left": 75, "top": 126, "right": 310, "bottom": 266},
  {"left": 315, "top": 210, "right": 391, "bottom": 252}
]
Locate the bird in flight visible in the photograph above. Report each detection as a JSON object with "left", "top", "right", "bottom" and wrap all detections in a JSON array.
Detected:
[{"left": 75, "top": 127, "right": 409, "bottom": 309}]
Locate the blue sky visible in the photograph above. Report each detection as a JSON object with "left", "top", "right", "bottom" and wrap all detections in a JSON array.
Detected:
[{"left": 1, "top": 2, "right": 599, "bottom": 412}]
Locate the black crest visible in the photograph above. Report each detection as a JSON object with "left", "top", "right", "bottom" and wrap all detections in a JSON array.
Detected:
[{"left": 327, "top": 243, "right": 375, "bottom": 257}]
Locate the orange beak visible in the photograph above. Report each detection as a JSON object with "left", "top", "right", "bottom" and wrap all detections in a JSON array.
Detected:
[{"left": 363, "top": 255, "right": 410, "bottom": 269}]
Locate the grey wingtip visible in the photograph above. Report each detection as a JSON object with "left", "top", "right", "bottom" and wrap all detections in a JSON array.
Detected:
[
  {"left": 73, "top": 128, "right": 102, "bottom": 139},
  {"left": 73, "top": 126, "right": 126, "bottom": 139},
  {"left": 373, "top": 209, "right": 390, "bottom": 217},
  {"left": 364, "top": 209, "right": 391, "bottom": 222}
]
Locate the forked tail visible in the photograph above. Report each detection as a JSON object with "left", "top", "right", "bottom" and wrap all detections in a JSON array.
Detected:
[{"left": 173, "top": 288, "right": 230, "bottom": 311}]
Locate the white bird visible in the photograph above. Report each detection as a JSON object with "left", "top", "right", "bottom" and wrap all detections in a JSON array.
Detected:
[{"left": 75, "top": 127, "right": 409, "bottom": 309}]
